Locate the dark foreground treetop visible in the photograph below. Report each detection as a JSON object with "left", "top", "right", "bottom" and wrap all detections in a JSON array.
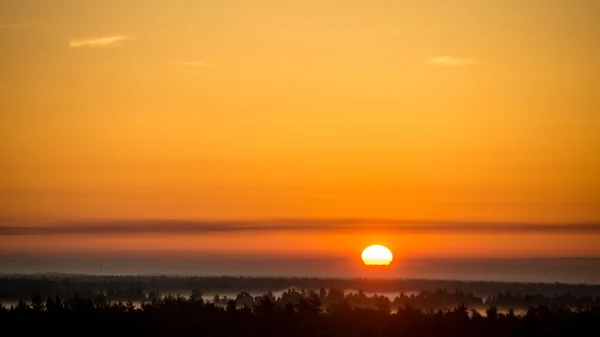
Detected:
[{"left": 1, "top": 290, "right": 599, "bottom": 337}]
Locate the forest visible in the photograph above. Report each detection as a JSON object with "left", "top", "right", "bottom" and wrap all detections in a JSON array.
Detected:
[
  {"left": 2, "top": 275, "right": 600, "bottom": 336},
  {"left": 2, "top": 287, "right": 599, "bottom": 337}
]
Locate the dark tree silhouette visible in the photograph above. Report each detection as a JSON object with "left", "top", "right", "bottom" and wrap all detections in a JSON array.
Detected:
[{"left": 0, "top": 289, "right": 599, "bottom": 337}]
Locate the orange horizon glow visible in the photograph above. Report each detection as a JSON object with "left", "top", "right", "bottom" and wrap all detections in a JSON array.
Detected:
[{"left": 1, "top": 1, "right": 599, "bottom": 262}]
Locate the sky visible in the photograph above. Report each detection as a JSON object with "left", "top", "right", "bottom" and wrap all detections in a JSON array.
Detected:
[{"left": 1, "top": 0, "right": 599, "bottom": 271}]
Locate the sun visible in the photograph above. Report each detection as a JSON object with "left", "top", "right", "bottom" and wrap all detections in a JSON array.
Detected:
[{"left": 361, "top": 245, "right": 393, "bottom": 265}]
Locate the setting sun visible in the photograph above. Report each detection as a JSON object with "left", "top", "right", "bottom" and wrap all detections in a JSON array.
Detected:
[{"left": 361, "top": 245, "right": 393, "bottom": 266}]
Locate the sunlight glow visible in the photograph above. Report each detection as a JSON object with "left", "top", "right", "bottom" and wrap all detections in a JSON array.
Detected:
[{"left": 361, "top": 245, "right": 393, "bottom": 266}]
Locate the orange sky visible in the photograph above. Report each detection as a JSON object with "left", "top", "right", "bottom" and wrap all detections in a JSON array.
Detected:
[{"left": 1, "top": 0, "right": 599, "bottom": 260}]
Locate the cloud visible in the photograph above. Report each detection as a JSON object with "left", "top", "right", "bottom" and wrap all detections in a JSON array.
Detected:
[
  {"left": 178, "top": 61, "right": 217, "bottom": 67},
  {"left": 1, "top": 219, "right": 599, "bottom": 236},
  {"left": 425, "top": 56, "right": 477, "bottom": 66},
  {"left": 69, "top": 35, "right": 132, "bottom": 48}
]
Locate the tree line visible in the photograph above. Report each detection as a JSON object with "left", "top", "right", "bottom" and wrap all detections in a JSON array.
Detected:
[
  {"left": 1, "top": 289, "right": 599, "bottom": 337},
  {"left": 2, "top": 275, "right": 599, "bottom": 311}
]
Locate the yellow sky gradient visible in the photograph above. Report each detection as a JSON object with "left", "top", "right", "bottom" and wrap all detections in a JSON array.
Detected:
[{"left": 1, "top": 1, "right": 599, "bottom": 258}]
